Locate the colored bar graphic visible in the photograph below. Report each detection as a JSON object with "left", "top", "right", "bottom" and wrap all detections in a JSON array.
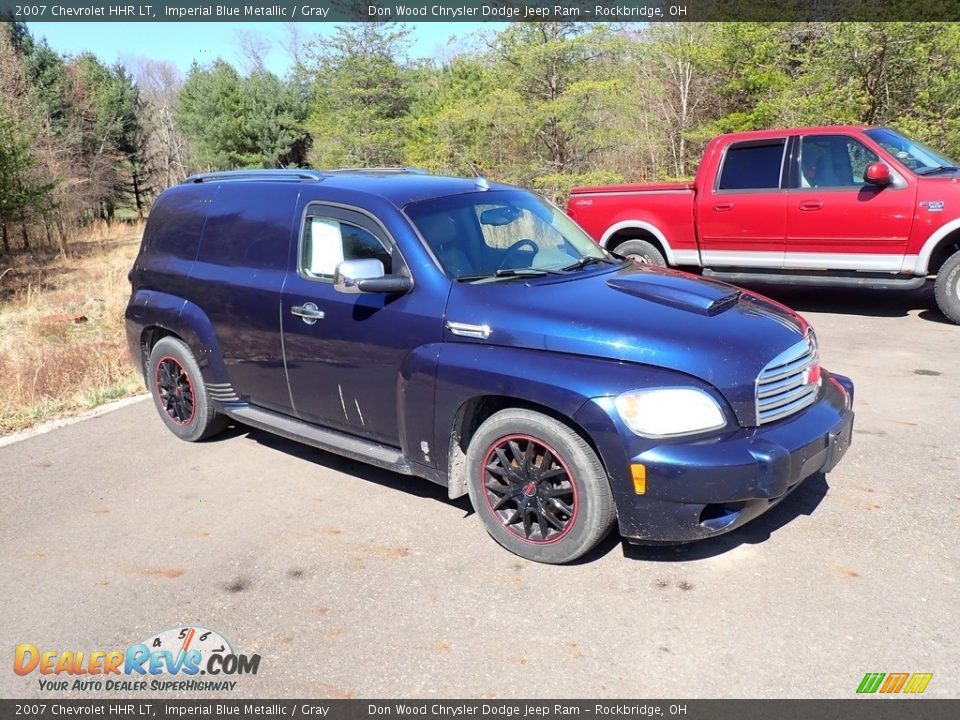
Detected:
[
  {"left": 880, "top": 673, "right": 909, "bottom": 693},
  {"left": 857, "top": 672, "right": 933, "bottom": 694},
  {"left": 857, "top": 673, "right": 885, "bottom": 693},
  {"left": 903, "top": 673, "right": 933, "bottom": 694}
]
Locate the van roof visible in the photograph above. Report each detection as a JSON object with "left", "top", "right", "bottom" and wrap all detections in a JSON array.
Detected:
[{"left": 182, "top": 168, "right": 512, "bottom": 207}]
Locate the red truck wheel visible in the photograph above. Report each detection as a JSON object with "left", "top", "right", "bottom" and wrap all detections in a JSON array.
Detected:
[
  {"left": 935, "top": 250, "right": 960, "bottom": 325},
  {"left": 616, "top": 239, "right": 666, "bottom": 267}
]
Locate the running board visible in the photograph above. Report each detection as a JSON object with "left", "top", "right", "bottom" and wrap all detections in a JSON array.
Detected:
[
  {"left": 224, "top": 404, "right": 413, "bottom": 475},
  {"left": 702, "top": 269, "right": 927, "bottom": 291}
]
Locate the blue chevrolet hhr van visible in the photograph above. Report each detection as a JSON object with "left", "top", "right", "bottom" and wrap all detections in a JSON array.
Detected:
[{"left": 125, "top": 169, "right": 854, "bottom": 563}]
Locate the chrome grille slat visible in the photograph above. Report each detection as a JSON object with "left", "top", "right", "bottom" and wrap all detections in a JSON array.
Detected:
[
  {"left": 758, "top": 389, "right": 820, "bottom": 424},
  {"left": 757, "top": 373, "right": 807, "bottom": 399},
  {"left": 758, "top": 352, "right": 815, "bottom": 383},
  {"left": 756, "top": 334, "right": 820, "bottom": 425},
  {"left": 757, "top": 383, "right": 817, "bottom": 412},
  {"left": 763, "top": 343, "right": 812, "bottom": 369},
  {"left": 760, "top": 385, "right": 817, "bottom": 416}
]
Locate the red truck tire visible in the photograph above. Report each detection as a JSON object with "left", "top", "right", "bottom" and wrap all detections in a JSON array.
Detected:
[
  {"left": 935, "top": 250, "right": 960, "bottom": 324},
  {"left": 615, "top": 239, "right": 666, "bottom": 266}
]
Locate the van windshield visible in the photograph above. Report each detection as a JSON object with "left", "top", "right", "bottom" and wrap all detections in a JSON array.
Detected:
[{"left": 405, "top": 190, "right": 613, "bottom": 281}]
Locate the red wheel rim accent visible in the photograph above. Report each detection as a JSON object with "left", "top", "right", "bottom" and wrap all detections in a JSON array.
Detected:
[
  {"left": 481, "top": 434, "right": 579, "bottom": 545},
  {"left": 154, "top": 356, "right": 196, "bottom": 426}
]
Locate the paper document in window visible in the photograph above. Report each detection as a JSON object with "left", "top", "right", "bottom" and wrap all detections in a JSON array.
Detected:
[{"left": 308, "top": 218, "right": 343, "bottom": 276}]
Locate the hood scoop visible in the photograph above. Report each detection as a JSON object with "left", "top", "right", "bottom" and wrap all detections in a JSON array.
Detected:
[{"left": 606, "top": 272, "right": 741, "bottom": 316}]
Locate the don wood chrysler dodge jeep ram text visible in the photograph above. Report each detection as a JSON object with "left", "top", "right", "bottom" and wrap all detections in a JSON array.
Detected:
[
  {"left": 568, "top": 126, "right": 960, "bottom": 324},
  {"left": 125, "top": 169, "right": 854, "bottom": 563}
]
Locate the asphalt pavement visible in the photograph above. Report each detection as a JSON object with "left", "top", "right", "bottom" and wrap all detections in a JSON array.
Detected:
[{"left": 1, "top": 283, "right": 957, "bottom": 699}]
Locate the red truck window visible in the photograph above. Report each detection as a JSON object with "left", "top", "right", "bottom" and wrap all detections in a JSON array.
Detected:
[
  {"left": 798, "top": 135, "right": 878, "bottom": 188},
  {"left": 717, "top": 140, "right": 786, "bottom": 191}
]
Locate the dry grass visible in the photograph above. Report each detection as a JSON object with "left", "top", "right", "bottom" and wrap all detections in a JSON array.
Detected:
[{"left": 0, "top": 222, "right": 146, "bottom": 435}]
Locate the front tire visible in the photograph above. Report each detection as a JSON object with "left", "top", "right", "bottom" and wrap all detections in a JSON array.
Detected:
[
  {"left": 466, "top": 409, "right": 616, "bottom": 564},
  {"left": 615, "top": 239, "right": 666, "bottom": 266},
  {"left": 147, "top": 336, "right": 228, "bottom": 442},
  {"left": 935, "top": 250, "right": 960, "bottom": 325}
]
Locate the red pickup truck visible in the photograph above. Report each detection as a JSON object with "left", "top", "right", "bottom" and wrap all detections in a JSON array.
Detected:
[{"left": 567, "top": 126, "right": 960, "bottom": 324}]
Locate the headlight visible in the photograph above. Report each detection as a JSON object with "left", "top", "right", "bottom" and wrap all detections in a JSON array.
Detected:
[{"left": 614, "top": 388, "right": 726, "bottom": 437}]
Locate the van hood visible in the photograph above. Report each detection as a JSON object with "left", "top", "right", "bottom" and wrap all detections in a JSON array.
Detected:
[{"left": 444, "top": 264, "right": 810, "bottom": 425}]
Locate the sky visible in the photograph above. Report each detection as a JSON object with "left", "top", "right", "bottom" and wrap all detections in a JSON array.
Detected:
[{"left": 27, "top": 22, "right": 508, "bottom": 76}]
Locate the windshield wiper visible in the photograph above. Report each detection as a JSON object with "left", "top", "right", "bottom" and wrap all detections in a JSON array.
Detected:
[
  {"left": 560, "top": 256, "right": 620, "bottom": 272},
  {"left": 916, "top": 165, "right": 960, "bottom": 175},
  {"left": 455, "top": 268, "right": 555, "bottom": 282}
]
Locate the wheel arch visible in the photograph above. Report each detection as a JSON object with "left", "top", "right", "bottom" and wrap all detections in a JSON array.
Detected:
[
  {"left": 927, "top": 229, "right": 960, "bottom": 276},
  {"left": 445, "top": 394, "right": 607, "bottom": 500},
  {"left": 600, "top": 220, "right": 674, "bottom": 263},
  {"left": 138, "top": 325, "right": 179, "bottom": 375},
  {"left": 913, "top": 219, "right": 960, "bottom": 275},
  {"left": 128, "top": 289, "right": 231, "bottom": 386}
]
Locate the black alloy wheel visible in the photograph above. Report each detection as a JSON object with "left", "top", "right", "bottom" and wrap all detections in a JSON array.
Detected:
[
  {"left": 155, "top": 356, "right": 195, "bottom": 425},
  {"left": 146, "top": 336, "right": 228, "bottom": 442},
  {"left": 482, "top": 434, "right": 578, "bottom": 544},
  {"left": 466, "top": 408, "right": 616, "bottom": 564}
]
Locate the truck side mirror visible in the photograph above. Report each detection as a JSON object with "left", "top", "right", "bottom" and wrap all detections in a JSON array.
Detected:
[
  {"left": 334, "top": 259, "right": 412, "bottom": 295},
  {"left": 864, "top": 162, "right": 892, "bottom": 186}
]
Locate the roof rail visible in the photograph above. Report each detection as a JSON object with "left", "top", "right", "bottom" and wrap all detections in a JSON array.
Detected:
[
  {"left": 184, "top": 169, "right": 327, "bottom": 184},
  {"left": 324, "top": 167, "right": 430, "bottom": 175}
]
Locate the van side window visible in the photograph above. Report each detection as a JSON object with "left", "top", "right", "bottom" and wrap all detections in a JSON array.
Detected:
[
  {"left": 302, "top": 216, "right": 392, "bottom": 279},
  {"left": 718, "top": 141, "right": 786, "bottom": 190}
]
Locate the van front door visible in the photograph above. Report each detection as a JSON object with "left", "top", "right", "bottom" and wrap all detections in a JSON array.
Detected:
[{"left": 280, "top": 203, "right": 441, "bottom": 447}]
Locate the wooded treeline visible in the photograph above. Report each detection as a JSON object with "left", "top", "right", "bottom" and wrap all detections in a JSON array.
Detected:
[{"left": 2, "top": 20, "right": 960, "bottom": 256}]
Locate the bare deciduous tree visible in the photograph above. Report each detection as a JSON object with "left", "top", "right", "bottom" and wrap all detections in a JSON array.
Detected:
[
  {"left": 235, "top": 29, "right": 271, "bottom": 75},
  {"left": 633, "top": 23, "right": 719, "bottom": 178},
  {"left": 132, "top": 58, "right": 188, "bottom": 190}
]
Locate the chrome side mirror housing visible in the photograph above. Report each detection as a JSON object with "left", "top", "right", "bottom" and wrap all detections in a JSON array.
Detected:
[{"left": 334, "top": 259, "right": 412, "bottom": 294}]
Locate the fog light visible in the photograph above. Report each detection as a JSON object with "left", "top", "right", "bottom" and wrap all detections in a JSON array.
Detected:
[{"left": 631, "top": 464, "right": 646, "bottom": 494}]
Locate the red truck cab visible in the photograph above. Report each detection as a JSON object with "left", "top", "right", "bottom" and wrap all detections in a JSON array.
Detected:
[{"left": 568, "top": 126, "right": 960, "bottom": 323}]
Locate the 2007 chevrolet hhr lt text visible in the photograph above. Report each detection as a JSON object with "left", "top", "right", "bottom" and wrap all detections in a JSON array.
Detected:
[{"left": 126, "top": 169, "right": 854, "bottom": 563}]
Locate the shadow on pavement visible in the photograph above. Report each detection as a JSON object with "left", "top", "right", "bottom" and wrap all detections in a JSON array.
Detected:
[
  {"left": 220, "top": 421, "right": 832, "bottom": 565},
  {"left": 735, "top": 280, "right": 946, "bottom": 322},
  {"left": 234, "top": 423, "right": 473, "bottom": 514}
]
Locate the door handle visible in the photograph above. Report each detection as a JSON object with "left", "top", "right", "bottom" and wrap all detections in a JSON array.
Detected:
[
  {"left": 713, "top": 202, "right": 734, "bottom": 212},
  {"left": 799, "top": 201, "right": 823, "bottom": 211},
  {"left": 291, "top": 302, "right": 324, "bottom": 325}
]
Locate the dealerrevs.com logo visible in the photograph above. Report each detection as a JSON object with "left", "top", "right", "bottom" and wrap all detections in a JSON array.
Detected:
[{"left": 14, "top": 626, "right": 260, "bottom": 692}]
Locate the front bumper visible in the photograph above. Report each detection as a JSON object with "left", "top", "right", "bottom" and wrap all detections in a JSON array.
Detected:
[{"left": 577, "top": 372, "right": 854, "bottom": 543}]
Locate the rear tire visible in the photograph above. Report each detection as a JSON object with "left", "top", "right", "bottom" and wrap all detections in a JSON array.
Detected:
[
  {"left": 147, "top": 337, "right": 228, "bottom": 442},
  {"left": 934, "top": 250, "right": 960, "bottom": 325},
  {"left": 466, "top": 409, "right": 616, "bottom": 564}
]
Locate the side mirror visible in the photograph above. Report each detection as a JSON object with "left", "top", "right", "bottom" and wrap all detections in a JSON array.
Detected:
[
  {"left": 334, "top": 258, "right": 412, "bottom": 295},
  {"left": 864, "top": 161, "right": 892, "bottom": 186}
]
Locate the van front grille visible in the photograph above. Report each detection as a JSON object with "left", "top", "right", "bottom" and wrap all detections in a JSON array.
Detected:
[{"left": 756, "top": 334, "right": 820, "bottom": 425}]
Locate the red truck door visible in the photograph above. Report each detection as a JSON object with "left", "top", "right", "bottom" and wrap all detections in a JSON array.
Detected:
[
  {"left": 785, "top": 133, "right": 916, "bottom": 271},
  {"left": 696, "top": 137, "right": 789, "bottom": 268}
]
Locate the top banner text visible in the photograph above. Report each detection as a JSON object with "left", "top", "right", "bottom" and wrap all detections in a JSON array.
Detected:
[{"left": 2, "top": 1, "right": 958, "bottom": 23}]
